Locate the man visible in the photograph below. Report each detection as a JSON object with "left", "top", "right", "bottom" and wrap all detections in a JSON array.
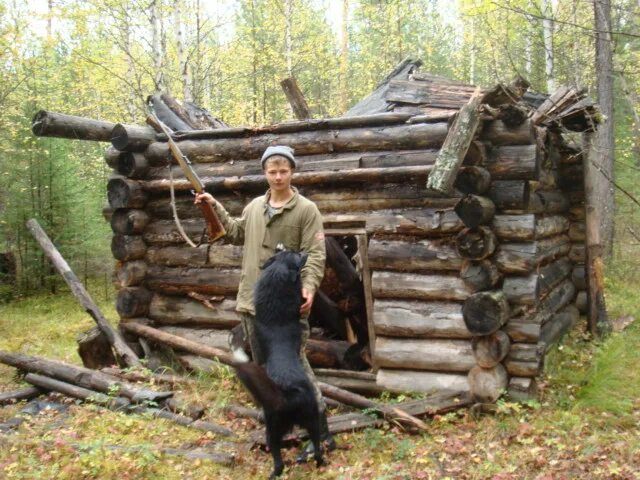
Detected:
[{"left": 194, "top": 145, "right": 335, "bottom": 460}]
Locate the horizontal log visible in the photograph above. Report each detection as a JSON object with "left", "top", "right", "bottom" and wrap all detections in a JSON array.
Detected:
[
  {"left": 454, "top": 195, "right": 495, "bottom": 228},
  {"left": 481, "top": 120, "right": 536, "bottom": 146},
  {"left": 145, "top": 244, "right": 242, "bottom": 268},
  {"left": 148, "top": 294, "right": 240, "bottom": 328},
  {"left": 571, "top": 265, "right": 586, "bottom": 290},
  {"left": 492, "top": 214, "right": 569, "bottom": 241},
  {"left": 113, "top": 260, "right": 147, "bottom": 287},
  {"left": 374, "top": 337, "right": 475, "bottom": 372},
  {"left": 507, "top": 377, "right": 538, "bottom": 402},
  {"left": 471, "top": 331, "right": 510, "bottom": 368},
  {"left": 460, "top": 260, "right": 501, "bottom": 292},
  {"left": 156, "top": 326, "right": 230, "bottom": 351},
  {"left": 468, "top": 364, "right": 508, "bottom": 402},
  {"left": 503, "top": 358, "right": 541, "bottom": 377},
  {"left": 568, "top": 205, "right": 585, "bottom": 221},
  {"left": 368, "top": 238, "right": 462, "bottom": 272},
  {"left": 314, "top": 371, "right": 385, "bottom": 395},
  {"left": 145, "top": 265, "right": 240, "bottom": 295},
  {"left": 485, "top": 144, "right": 540, "bottom": 181},
  {"left": 506, "top": 342, "right": 544, "bottom": 363},
  {"left": 116, "top": 287, "right": 152, "bottom": 318},
  {"left": 568, "top": 222, "right": 585, "bottom": 241},
  {"left": 540, "top": 305, "right": 580, "bottom": 350},
  {"left": 31, "top": 110, "right": 116, "bottom": 142},
  {"left": 376, "top": 369, "right": 470, "bottom": 395},
  {"left": 488, "top": 180, "right": 530, "bottom": 211},
  {"left": 144, "top": 122, "right": 449, "bottom": 164},
  {"left": 111, "top": 235, "right": 147, "bottom": 262},
  {"left": 371, "top": 271, "right": 473, "bottom": 302},
  {"left": 527, "top": 190, "right": 570, "bottom": 214},
  {"left": 569, "top": 244, "right": 585, "bottom": 263},
  {"left": 141, "top": 165, "right": 438, "bottom": 194},
  {"left": 464, "top": 140, "right": 488, "bottom": 165},
  {"left": 503, "top": 319, "right": 542, "bottom": 343},
  {"left": 111, "top": 209, "right": 150, "bottom": 235},
  {"left": 111, "top": 124, "right": 157, "bottom": 152},
  {"left": 462, "top": 290, "right": 510, "bottom": 336},
  {"left": 0, "top": 386, "right": 42, "bottom": 405},
  {"left": 502, "top": 257, "right": 572, "bottom": 305},
  {"left": 114, "top": 152, "right": 150, "bottom": 178},
  {"left": 372, "top": 299, "right": 471, "bottom": 339},
  {"left": 455, "top": 226, "right": 497, "bottom": 260},
  {"left": 495, "top": 235, "right": 570, "bottom": 273},
  {"left": 108, "top": 177, "right": 148, "bottom": 209}
]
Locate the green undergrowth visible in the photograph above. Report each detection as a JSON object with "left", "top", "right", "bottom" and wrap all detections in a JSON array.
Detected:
[{"left": 1, "top": 275, "right": 639, "bottom": 479}]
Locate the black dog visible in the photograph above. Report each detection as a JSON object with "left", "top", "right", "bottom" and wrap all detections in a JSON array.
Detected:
[{"left": 233, "top": 250, "right": 324, "bottom": 479}]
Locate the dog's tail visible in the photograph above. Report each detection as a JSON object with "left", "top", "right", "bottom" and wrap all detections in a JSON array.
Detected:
[{"left": 232, "top": 348, "right": 286, "bottom": 412}]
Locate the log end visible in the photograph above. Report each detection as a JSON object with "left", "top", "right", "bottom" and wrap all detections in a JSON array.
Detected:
[{"left": 31, "top": 110, "right": 49, "bottom": 136}]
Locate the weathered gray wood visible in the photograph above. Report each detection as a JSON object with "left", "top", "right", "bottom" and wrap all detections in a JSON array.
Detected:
[
  {"left": 110, "top": 209, "right": 150, "bottom": 235},
  {"left": 455, "top": 226, "right": 497, "bottom": 260},
  {"left": 503, "top": 319, "right": 542, "bottom": 343},
  {"left": 471, "top": 331, "right": 510, "bottom": 368},
  {"left": 0, "top": 386, "right": 42, "bottom": 405},
  {"left": 31, "top": 110, "right": 116, "bottom": 142},
  {"left": 467, "top": 364, "right": 508, "bottom": 402},
  {"left": 25, "top": 219, "right": 141, "bottom": 368},
  {"left": 481, "top": 119, "right": 536, "bottom": 145},
  {"left": 145, "top": 244, "right": 243, "bottom": 268},
  {"left": 144, "top": 265, "right": 240, "bottom": 295},
  {"left": 314, "top": 370, "right": 385, "bottom": 395},
  {"left": 368, "top": 238, "right": 462, "bottom": 272},
  {"left": 374, "top": 337, "right": 475, "bottom": 372},
  {"left": 454, "top": 195, "right": 496, "bottom": 228},
  {"left": 488, "top": 180, "right": 530, "bottom": 211},
  {"left": 540, "top": 305, "right": 580, "bottom": 350},
  {"left": 506, "top": 343, "right": 545, "bottom": 363},
  {"left": 527, "top": 190, "right": 570, "bottom": 214},
  {"left": 115, "top": 152, "right": 150, "bottom": 178},
  {"left": 77, "top": 326, "right": 118, "bottom": 369},
  {"left": 111, "top": 124, "right": 157, "bottom": 151},
  {"left": 454, "top": 166, "right": 492, "bottom": 194},
  {"left": 507, "top": 377, "right": 538, "bottom": 402},
  {"left": 503, "top": 358, "right": 541, "bottom": 377},
  {"left": 372, "top": 299, "right": 471, "bottom": 339},
  {"left": 156, "top": 326, "right": 230, "bottom": 351},
  {"left": 460, "top": 260, "right": 502, "bottom": 292},
  {"left": 281, "top": 77, "right": 311, "bottom": 120},
  {"left": 575, "top": 290, "right": 587, "bottom": 313},
  {"left": 111, "top": 235, "right": 147, "bottom": 262},
  {"left": 426, "top": 88, "right": 483, "bottom": 194},
  {"left": 492, "top": 215, "right": 570, "bottom": 241},
  {"left": 365, "top": 209, "right": 464, "bottom": 237},
  {"left": 107, "top": 177, "right": 148, "bottom": 209},
  {"left": 144, "top": 122, "right": 449, "bottom": 164},
  {"left": 114, "top": 261, "right": 147, "bottom": 287},
  {"left": 148, "top": 294, "right": 240, "bottom": 328},
  {"left": 116, "top": 287, "right": 152, "bottom": 318},
  {"left": 462, "top": 290, "right": 510, "bottom": 336},
  {"left": 571, "top": 265, "right": 586, "bottom": 290},
  {"left": 569, "top": 244, "right": 586, "bottom": 263},
  {"left": 371, "top": 271, "right": 473, "bottom": 302},
  {"left": 495, "top": 235, "right": 570, "bottom": 273},
  {"left": 485, "top": 145, "right": 540, "bottom": 181},
  {"left": 376, "top": 369, "right": 470, "bottom": 395},
  {"left": 568, "top": 222, "right": 586, "bottom": 241},
  {"left": 502, "top": 257, "right": 571, "bottom": 305}
]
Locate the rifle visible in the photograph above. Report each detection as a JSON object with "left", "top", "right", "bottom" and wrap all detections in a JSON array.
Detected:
[{"left": 146, "top": 111, "right": 226, "bottom": 242}]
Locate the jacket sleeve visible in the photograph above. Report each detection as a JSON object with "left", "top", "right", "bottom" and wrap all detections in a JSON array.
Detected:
[
  {"left": 299, "top": 202, "right": 326, "bottom": 294},
  {"left": 211, "top": 199, "right": 248, "bottom": 246}
]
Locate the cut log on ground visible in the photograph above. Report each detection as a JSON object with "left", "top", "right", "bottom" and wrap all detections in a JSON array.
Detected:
[
  {"left": 25, "top": 219, "right": 141, "bottom": 368},
  {"left": 462, "top": 290, "right": 510, "bottom": 336}
]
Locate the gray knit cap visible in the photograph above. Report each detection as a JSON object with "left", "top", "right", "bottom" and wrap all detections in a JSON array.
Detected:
[{"left": 261, "top": 145, "right": 296, "bottom": 169}]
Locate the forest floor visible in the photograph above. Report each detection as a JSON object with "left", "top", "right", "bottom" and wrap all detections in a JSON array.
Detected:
[{"left": 0, "top": 275, "right": 639, "bottom": 480}]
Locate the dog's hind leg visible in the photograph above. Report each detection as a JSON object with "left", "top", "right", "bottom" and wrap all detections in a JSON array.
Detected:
[
  {"left": 307, "top": 415, "right": 325, "bottom": 468},
  {"left": 265, "top": 415, "right": 287, "bottom": 479}
]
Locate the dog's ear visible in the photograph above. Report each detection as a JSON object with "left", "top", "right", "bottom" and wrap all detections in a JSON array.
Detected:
[{"left": 261, "top": 256, "right": 277, "bottom": 270}]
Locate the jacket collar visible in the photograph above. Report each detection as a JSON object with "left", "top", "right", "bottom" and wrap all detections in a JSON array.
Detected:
[{"left": 263, "top": 187, "right": 299, "bottom": 212}]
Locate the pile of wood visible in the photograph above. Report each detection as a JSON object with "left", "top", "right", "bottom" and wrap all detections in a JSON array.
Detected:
[{"left": 29, "top": 62, "right": 599, "bottom": 404}]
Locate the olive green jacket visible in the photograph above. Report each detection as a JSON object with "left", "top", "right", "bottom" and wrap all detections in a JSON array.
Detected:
[{"left": 212, "top": 188, "right": 326, "bottom": 314}]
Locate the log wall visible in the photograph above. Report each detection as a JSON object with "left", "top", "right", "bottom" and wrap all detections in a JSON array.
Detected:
[{"left": 103, "top": 105, "right": 586, "bottom": 403}]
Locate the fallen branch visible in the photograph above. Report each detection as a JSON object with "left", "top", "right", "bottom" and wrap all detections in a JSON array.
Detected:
[{"left": 0, "top": 386, "right": 43, "bottom": 406}]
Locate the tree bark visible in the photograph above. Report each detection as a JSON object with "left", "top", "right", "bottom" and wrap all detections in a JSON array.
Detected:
[
  {"left": 116, "top": 287, "right": 152, "bottom": 318},
  {"left": 281, "top": 77, "right": 311, "bottom": 120},
  {"left": 114, "top": 261, "right": 147, "bottom": 287},
  {"left": 144, "top": 265, "right": 240, "bottom": 296},
  {"left": 481, "top": 119, "right": 536, "bottom": 145},
  {"left": 495, "top": 235, "right": 570, "bottom": 273},
  {"left": 111, "top": 124, "right": 157, "bottom": 152},
  {"left": 485, "top": 144, "right": 540, "bottom": 180},
  {"left": 492, "top": 215, "right": 569, "bottom": 241}
]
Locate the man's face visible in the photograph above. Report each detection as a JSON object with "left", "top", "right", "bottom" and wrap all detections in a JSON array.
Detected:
[{"left": 264, "top": 157, "right": 293, "bottom": 192}]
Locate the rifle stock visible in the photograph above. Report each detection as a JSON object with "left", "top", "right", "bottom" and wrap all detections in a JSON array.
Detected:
[{"left": 146, "top": 113, "right": 226, "bottom": 241}]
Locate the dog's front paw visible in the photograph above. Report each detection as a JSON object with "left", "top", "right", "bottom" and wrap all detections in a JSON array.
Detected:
[{"left": 315, "top": 455, "right": 326, "bottom": 468}]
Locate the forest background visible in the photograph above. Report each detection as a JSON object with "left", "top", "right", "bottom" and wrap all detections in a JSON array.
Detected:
[{"left": 0, "top": 0, "right": 638, "bottom": 297}]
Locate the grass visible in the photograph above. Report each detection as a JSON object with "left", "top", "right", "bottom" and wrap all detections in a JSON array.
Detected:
[{"left": 1, "top": 276, "right": 640, "bottom": 479}]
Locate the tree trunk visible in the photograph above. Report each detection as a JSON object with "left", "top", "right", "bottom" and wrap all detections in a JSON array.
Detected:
[{"left": 281, "top": 77, "right": 311, "bottom": 120}]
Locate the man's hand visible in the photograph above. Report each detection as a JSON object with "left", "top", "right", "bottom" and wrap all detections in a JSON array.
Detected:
[
  {"left": 300, "top": 288, "right": 314, "bottom": 315},
  {"left": 194, "top": 192, "right": 215, "bottom": 205}
]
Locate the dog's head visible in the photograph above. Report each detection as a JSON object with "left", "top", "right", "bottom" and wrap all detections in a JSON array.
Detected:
[{"left": 261, "top": 249, "right": 308, "bottom": 284}]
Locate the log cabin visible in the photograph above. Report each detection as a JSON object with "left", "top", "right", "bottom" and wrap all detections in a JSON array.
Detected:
[{"left": 33, "top": 58, "right": 600, "bottom": 404}]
